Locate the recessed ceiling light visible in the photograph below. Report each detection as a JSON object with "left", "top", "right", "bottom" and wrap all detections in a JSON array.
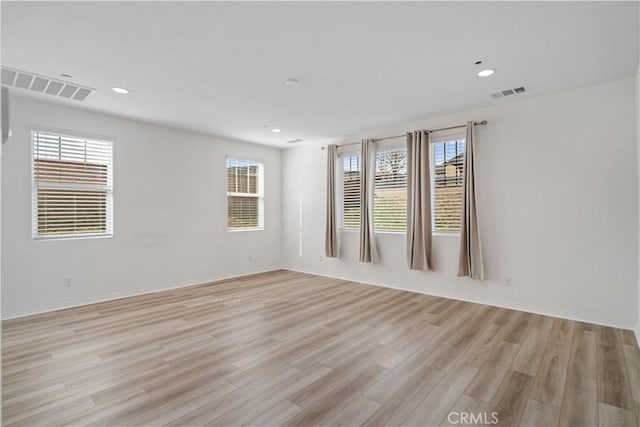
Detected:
[
  {"left": 112, "top": 87, "right": 129, "bottom": 94},
  {"left": 272, "top": 128, "right": 281, "bottom": 133},
  {"left": 478, "top": 69, "right": 495, "bottom": 77},
  {"left": 284, "top": 78, "right": 299, "bottom": 85}
]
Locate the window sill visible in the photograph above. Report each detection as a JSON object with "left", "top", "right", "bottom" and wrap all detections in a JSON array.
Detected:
[
  {"left": 228, "top": 227, "right": 264, "bottom": 232},
  {"left": 433, "top": 232, "right": 460, "bottom": 237},
  {"left": 33, "top": 233, "right": 113, "bottom": 241}
]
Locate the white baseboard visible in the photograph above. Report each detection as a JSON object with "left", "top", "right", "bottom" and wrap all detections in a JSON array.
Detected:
[
  {"left": 1, "top": 267, "right": 284, "bottom": 320},
  {"left": 283, "top": 267, "right": 637, "bottom": 332},
  {"left": 3, "top": 265, "right": 637, "bottom": 339}
]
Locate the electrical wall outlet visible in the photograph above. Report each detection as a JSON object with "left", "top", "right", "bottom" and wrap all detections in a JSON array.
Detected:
[
  {"left": 505, "top": 277, "right": 513, "bottom": 287},
  {"left": 64, "top": 276, "right": 72, "bottom": 287}
]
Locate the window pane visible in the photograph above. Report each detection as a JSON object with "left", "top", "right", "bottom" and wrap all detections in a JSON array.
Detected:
[
  {"left": 374, "top": 149, "right": 407, "bottom": 231},
  {"left": 248, "top": 165, "right": 258, "bottom": 194},
  {"left": 227, "top": 196, "right": 259, "bottom": 228},
  {"left": 34, "top": 159, "right": 108, "bottom": 185},
  {"left": 433, "top": 139, "right": 465, "bottom": 233},
  {"left": 342, "top": 155, "right": 360, "bottom": 229},
  {"left": 226, "top": 166, "right": 238, "bottom": 193},
  {"left": 237, "top": 166, "right": 249, "bottom": 193},
  {"left": 226, "top": 160, "right": 260, "bottom": 196},
  {"left": 38, "top": 189, "right": 107, "bottom": 235}
]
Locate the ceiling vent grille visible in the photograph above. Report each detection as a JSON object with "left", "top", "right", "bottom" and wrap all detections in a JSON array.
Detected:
[
  {"left": 491, "top": 86, "right": 527, "bottom": 99},
  {"left": 1, "top": 67, "right": 95, "bottom": 101},
  {"left": 286, "top": 138, "right": 303, "bottom": 144}
]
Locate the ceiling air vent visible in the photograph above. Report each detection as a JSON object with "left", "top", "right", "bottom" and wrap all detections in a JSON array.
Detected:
[
  {"left": 286, "top": 138, "right": 303, "bottom": 144},
  {"left": 1, "top": 67, "right": 95, "bottom": 101},
  {"left": 491, "top": 86, "right": 527, "bottom": 99}
]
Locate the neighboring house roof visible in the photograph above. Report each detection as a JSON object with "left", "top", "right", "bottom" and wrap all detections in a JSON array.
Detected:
[{"left": 443, "top": 153, "right": 464, "bottom": 165}]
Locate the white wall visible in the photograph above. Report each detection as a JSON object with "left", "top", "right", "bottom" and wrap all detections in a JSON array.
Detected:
[
  {"left": 283, "top": 77, "right": 638, "bottom": 329},
  {"left": 636, "top": 65, "right": 640, "bottom": 341},
  {"left": 1, "top": 95, "right": 282, "bottom": 319}
]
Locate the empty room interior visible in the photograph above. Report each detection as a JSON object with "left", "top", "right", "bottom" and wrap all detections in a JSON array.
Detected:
[{"left": 2, "top": 1, "right": 640, "bottom": 426}]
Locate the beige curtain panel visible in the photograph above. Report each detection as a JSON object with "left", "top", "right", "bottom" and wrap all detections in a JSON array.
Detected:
[
  {"left": 359, "top": 138, "right": 379, "bottom": 263},
  {"left": 458, "top": 121, "right": 486, "bottom": 279},
  {"left": 325, "top": 144, "right": 338, "bottom": 258},
  {"left": 406, "top": 130, "right": 432, "bottom": 270}
]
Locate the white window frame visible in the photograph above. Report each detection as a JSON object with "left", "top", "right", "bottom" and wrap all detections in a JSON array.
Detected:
[
  {"left": 31, "top": 129, "right": 114, "bottom": 241},
  {"left": 226, "top": 157, "right": 264, "bottom": 232},
  {"left": 429, "top": 131, "right": 466, "bottom": 236}
]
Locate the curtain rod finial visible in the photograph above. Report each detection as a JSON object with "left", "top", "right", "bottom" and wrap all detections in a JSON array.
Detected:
[{"left": 479, "top": 120, "right": 488, "bottom": 125}]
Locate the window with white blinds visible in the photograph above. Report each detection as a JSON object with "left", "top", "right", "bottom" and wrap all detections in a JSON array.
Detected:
[
  {"left": 226, "top": 158, "right": 264, "bottom": 230},
  {"left": 432, "top": 139, "right": 465, "bottom": 233},
  {"left": 374, "top": 149, "right": 407, "bottom": 231},
  {"left": 32, "top": 130, "right": 113, "bottom": 239},
  {"left": 341, "top": 155, "right": 361, "bottom": 229}
]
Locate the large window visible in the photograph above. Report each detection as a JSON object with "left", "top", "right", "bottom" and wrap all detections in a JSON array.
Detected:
[
  {"left": 374, "top": 149, "right": 407, "bottom": 231},
  {"left": 340, "top": 139, "right": 465, "bottom": 234},
  {"left": 342, "top": 155, "right": 361, "bottom": 229},
  {"left": 32, "top": 130, "right": 113, "bottom": 239},
  {"left": 226, "top": 158, "right": 264, "bottom": 230},
  {"left": 432, "top": 139, "right": 465, "bottom": 233}
]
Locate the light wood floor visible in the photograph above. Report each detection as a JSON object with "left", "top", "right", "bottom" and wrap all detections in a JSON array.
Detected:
[{"left": 2, "top": 270, "right": 639, "bottom": 426}]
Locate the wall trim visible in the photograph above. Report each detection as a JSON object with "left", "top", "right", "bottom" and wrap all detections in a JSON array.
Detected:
[
  {"left": 283, "top": 267, "right": 637, "bottom": 332},
  {"left": 1, "top": 267, "right": 284, "bottom": 320}
]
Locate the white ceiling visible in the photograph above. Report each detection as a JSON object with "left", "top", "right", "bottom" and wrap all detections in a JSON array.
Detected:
[{"left": 2, "top": 1, "right": 638, "bottom": 148}]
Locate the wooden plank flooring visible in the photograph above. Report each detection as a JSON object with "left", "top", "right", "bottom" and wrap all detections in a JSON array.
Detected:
[{"left": 2, "top": 270, "right": 639, "bottom": 426}]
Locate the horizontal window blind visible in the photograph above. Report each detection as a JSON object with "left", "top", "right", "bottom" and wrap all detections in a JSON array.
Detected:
[
  {"left": 227, "top": 158, "right": 263, "bottom": 229},
  {"left": 32, "top": 130, "right": 113, "bottom": 238},
  {"left": 433, "top": 139, "right": 465, "bottom": 233},
  {"left": 374, "top": 149, "right": 407, "bottom": 231},
  {"left": 342, "top": 155, "right": 360, "bottom": 229}
]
